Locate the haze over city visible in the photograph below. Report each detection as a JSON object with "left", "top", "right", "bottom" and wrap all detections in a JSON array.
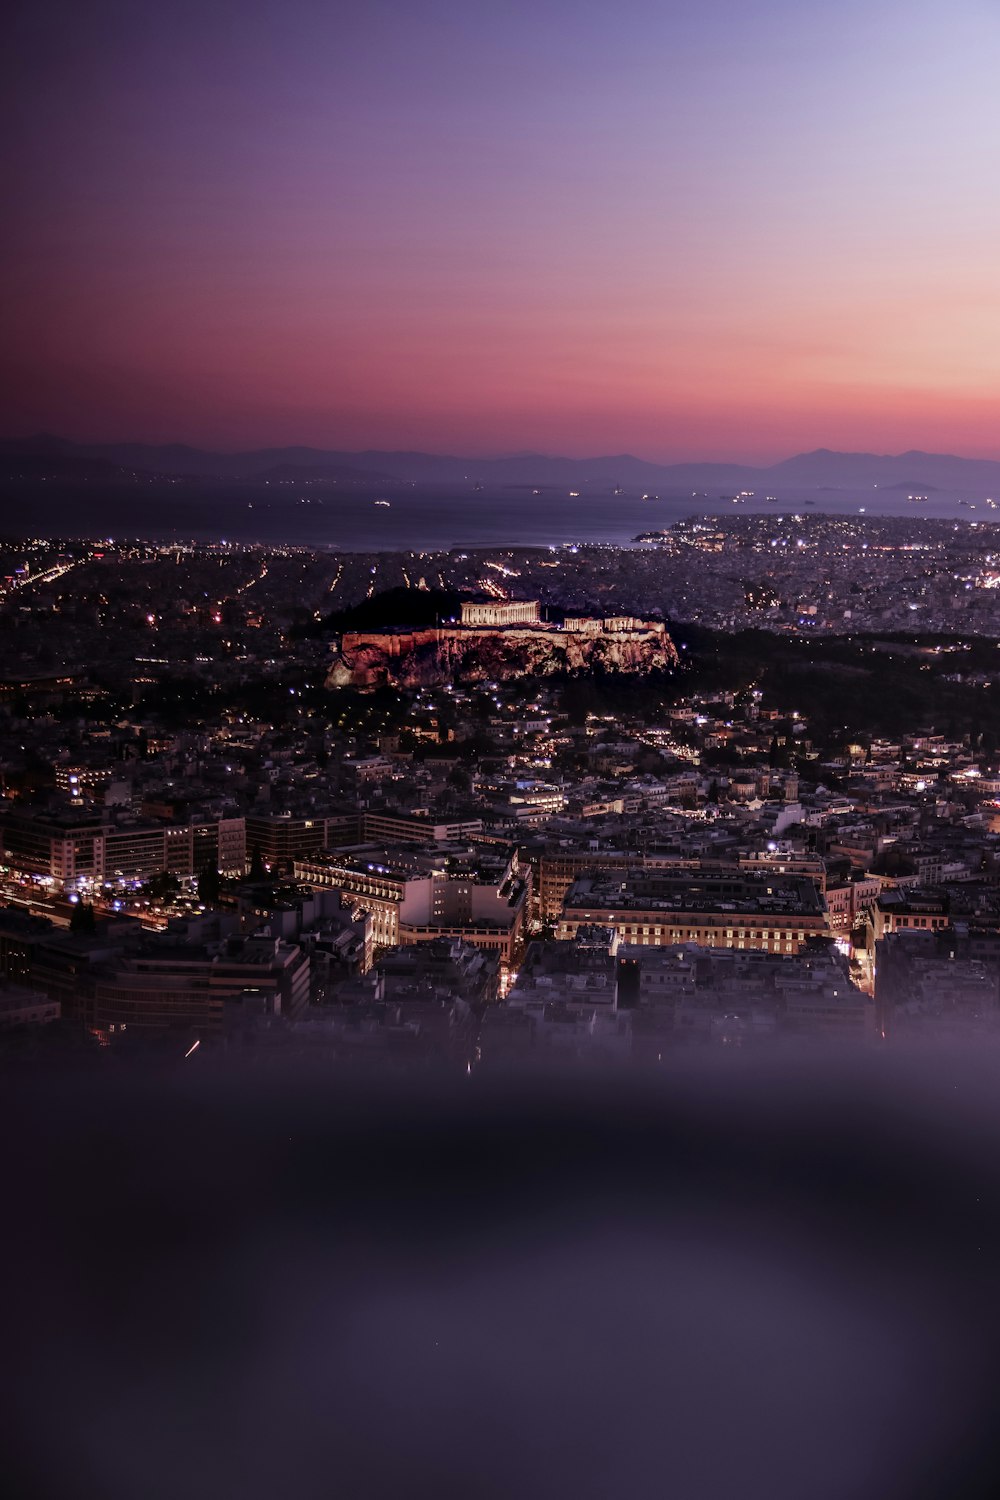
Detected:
[{"left": 6, "top": 0, "right": 1000, "bottom": 460}]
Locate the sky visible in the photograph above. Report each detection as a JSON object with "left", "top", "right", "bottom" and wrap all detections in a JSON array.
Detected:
[{"left": 4, "top": 0, "right": 1000, "bottom": 460}]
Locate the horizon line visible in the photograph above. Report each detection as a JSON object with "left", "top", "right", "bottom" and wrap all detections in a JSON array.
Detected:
[{"left": 8, "top": 434, "right": 1000, "bottom": 468}]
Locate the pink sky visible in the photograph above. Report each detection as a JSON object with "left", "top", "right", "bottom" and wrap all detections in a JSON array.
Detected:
[{"left": 5, "top": 0, "right": 1000, "bottom": 460}]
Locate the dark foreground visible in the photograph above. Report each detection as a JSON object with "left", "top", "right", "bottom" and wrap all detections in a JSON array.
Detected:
[{"left": 5, "top": 1050, "right": 999, "bottom": 1499}]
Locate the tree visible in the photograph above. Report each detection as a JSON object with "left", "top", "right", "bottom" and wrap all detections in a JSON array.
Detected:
[
  {"left": 248, "top": 845, "right": 267, "bottom": 881},
  {"left": 70, "top": 901, "right": 96, "bottom": 936},
  {"left": 146, "top": 870, "right": 180, "bottom": 902},
  {"left": 447, "top": 764, "right": 472, "bottom": 793},
  {"left": 198, "top": 864, "right": 222, "bottom": 904},
  {"left": 768, "top": 734, "right": 789, "bottom": 768}
]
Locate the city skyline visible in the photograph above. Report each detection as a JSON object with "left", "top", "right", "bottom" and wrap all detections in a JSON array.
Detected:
[
  {"left": 9, "top": 4, "right": 1000, "bottom": 1491},
  {"left": 6, "top": 0, "right": 1000, "bottom": 461}
]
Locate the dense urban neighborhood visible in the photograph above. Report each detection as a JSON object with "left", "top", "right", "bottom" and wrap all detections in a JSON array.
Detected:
[{"left": 5, "top": 515, "right": 1000, "bottom": 1067}]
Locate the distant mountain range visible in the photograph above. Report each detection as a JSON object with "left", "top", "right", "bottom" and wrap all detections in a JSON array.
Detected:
[{"left": 3, "top": 435, "right": 1000, "bottom": 494}]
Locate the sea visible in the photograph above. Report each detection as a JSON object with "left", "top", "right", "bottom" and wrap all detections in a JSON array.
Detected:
[{"left": 5, "top": 480, "right": 996, "bottom": 551}]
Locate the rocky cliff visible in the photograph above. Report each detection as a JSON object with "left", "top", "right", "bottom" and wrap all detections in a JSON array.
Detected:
[{"left": 326, "top": 622, "right": 678, "bottom": 690}]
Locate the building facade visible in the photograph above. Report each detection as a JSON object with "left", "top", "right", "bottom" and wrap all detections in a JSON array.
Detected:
[
  {"left": 557, "top": 869, "right": 828, "bottom": 955},
  {"left": 460, "top": 600, "right": 541, "bottom": 627}
]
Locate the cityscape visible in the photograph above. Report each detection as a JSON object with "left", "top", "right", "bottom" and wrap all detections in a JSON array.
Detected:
[
  {"left": 7, "top": 0, "right": 1000, "bottom": 1496},
  {"left": 6, "top": 515, "right": 1000, "bottom": 1061}
]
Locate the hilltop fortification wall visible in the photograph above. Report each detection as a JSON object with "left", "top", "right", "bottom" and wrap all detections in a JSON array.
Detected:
[{"left": 328, "top": 614, "right": 676, "bottom": 689}]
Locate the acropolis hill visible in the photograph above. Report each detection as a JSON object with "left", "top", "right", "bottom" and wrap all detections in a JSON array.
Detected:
[{"left": 326, "top": 600, "right": 678, "bottom": 689}]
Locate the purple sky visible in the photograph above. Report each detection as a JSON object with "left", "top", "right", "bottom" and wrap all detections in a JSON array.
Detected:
[{"left": 5, "top": 0, "right": 1000, "bottom": 459}]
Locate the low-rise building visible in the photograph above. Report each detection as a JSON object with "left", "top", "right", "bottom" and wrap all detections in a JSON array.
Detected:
[{"left": 558, "top": 868, "right": 828, "bottom": 954}]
